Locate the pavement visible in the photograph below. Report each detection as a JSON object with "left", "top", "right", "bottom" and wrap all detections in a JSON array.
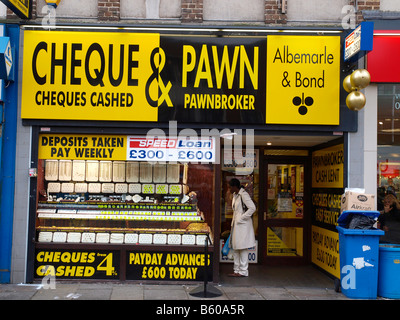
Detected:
[
  {"left": 0, "top": 281, "right": 349, "bottom": 301},
  {"left": 0, "top": 265, "right": 395, "bottom": 302}
]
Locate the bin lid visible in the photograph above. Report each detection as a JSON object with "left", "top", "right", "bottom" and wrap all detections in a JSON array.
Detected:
[
  {"left": 337, "top": 210, "right": 380, "bottom": 227},
  {"left": 379, "top": 244, "right": 400, "bottom": 251},
  {"left": 336, "top": 225, "right": 385, "bottom": 235}
]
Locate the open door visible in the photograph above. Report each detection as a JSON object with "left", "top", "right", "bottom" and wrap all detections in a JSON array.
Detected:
[{"left": 262, "top": 156, "right": 309, "bottom": 265}]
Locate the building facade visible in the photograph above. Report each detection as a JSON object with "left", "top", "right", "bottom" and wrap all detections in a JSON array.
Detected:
[{"left": 1, "top": 0, "right": 399, "bottom": 284}]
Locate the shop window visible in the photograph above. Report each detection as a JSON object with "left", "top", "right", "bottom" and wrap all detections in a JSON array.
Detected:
[
  {"left": 266, "top": 164, "right": 304, "bottom": 220},
  {"left": 286, "top": 0, "right": 348, "bottom": 23},
  {"left": 35, "top": 134, "right": 215, "bottom": 249},
  {"left": 377, "top": 84, "right": 400, "bottom": 209},
  {"left": 381, "top": 0, "right": 400, "bottom": 11},
  {"left": 120, "top": 0, "right": 181, "bottom": 19},
  {"left": 203, "top": 0, "right": 264, "bottom": 22}
]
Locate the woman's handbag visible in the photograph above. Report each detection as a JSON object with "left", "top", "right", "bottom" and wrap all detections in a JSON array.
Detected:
[{"left": 221, "top": 234, "right": 231, "bottom": 256}]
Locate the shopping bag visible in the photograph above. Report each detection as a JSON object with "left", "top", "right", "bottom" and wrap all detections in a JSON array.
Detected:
[{"left": 222, "top": 234, "right": 230, "bottom": 256}]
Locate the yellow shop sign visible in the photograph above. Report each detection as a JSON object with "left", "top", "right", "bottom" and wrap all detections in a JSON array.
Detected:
[
  {"left": 21, "top": 31, "right": 160, "bottom": 122},
  {"left": 312, "top": 144, "right": 344, "bottom": 188},
  {"left": 266, "top": 36, "right": 340, "bottom": 125},
  {"left": 38, "top": 134, "right": 127, "bottom": 160},
  {"left": 311, "top": 225, "right": 340, "bottom": 278}
]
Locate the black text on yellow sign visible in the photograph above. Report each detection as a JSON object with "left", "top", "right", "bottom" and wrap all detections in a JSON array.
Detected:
[
  {"left": 35, "top": 250, "right": 119, "bottom": 279},
  {"left": 266, "top": 35, "right": 340, "bottom": 125},
  {"left": 182, "top": 44, "right": 259, "bottom": 111},
  {"left": 22, "top": 31, "right": 160, "bottom": 122},
  {"left": 311, "top": 225, "right": 340, "bottom": 279},
  {"left": 22, "top": 31, "right": 267, "bottom": 124},
  {"left": 3, "top": 0, "right": 31, "bottom": 19},
  {"left": 312, "top": 191, "right": 341, "bottom": 227},
  {"left": 312, "top": 144, "right": 344, "bottom": 188},
  {"left": 126, "top": 252, "right": 213, "bottom": 281},
  {"left": 38, "top": 134, "right": 127, "bottom": 160}
]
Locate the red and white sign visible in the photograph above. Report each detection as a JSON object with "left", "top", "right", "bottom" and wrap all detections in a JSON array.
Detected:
[
  {"left": 129, "top": 137, "right": 177, "bottom": 149},
  {"left": 127, "top": 136, "right": 215, "bottom": 163},
  {"left": 345, "top": 24, "right": 362, "bottom": 61}
]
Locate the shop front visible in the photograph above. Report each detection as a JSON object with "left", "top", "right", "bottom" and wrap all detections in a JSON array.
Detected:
[
  {"left": 20, "top": 26, "right": 354, "bottom": 283},
  {"left": 367, "top": 28, "right": 400, "bottom": 212}
]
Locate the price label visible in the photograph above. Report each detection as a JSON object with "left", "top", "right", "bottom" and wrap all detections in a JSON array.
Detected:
[{"left": 127, "top": 136, "right": 215, "bottom": 163}]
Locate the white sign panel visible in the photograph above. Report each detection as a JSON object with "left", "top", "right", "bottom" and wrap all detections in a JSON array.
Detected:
[
  {"left": 127, "top": 136, "right": 216, "bottom": 163},
  {"left": 344, "top": 24, "right": 361, "bottom": 61},
  {"left": 219, "top": 240, "right": 258, "bottom": 263},
  {"left": 4, "top": 39, "right": 12, "bottom": 76}
]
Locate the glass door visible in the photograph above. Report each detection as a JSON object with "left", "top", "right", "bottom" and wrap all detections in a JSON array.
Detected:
[{"left": 263, "top": 158, "right": 308, "bottom": 264}]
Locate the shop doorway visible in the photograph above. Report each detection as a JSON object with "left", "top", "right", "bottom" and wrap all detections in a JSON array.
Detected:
[{"left": 261, "top": 156, "right": 310, "bottom": 265}]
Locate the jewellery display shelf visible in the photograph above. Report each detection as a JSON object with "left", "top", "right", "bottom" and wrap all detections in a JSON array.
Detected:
[{"left": 35, "top": 160, "right": 213, "bottom": 248}]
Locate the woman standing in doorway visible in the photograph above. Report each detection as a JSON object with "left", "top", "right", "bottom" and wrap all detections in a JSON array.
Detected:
[{"left": 228, "top": 178, "right": 256, "bottom": 277}]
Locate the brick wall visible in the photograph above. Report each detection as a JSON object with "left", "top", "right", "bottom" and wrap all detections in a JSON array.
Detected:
[
  {"left": 3, "top": 0, "right": 387, "bottom": 25},
  {"left": 181, "top": 0, "right": 203, "bottom": 23},
  {"left": 98, "top": 0, "right": 120, "bottom": 21},
  {"left": 265, "top": 0, "right": 287, "bottom": 24},
  {"left": 349, "top": 0, "right": 381, "bottom": 23}
]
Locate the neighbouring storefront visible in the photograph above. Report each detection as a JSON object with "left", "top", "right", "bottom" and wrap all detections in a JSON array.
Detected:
[
  {"left": 367, "top": 29, "right": 400, "bottom": 212},
  {"left": 19, "top": 25, "right": 356, "bottom": 283},
  {"left": 367, "top": 27, "right": 400, "bottom": 243}
]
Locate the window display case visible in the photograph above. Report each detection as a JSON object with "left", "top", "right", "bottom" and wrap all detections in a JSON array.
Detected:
[
  {"left": 36, "top": 160, "right": 212, "bottom": 246},
  {"left": 33, "top": 134, "right": 217, "bottom": 282}
]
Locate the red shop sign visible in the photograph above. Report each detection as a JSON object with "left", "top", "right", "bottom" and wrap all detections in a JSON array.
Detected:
[{"left": 367, "top": 31, "right": 400, "bottom": 83}]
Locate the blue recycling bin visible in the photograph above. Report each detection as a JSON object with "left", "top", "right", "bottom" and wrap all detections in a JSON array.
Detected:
[
  {"left": 378, "top": 244, "right": 400, "bottom": 299},
  {"left": 337, "top": 211, "right": 384, "bottom": 299}
]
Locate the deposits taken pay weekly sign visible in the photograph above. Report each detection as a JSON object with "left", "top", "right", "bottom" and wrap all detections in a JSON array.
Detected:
[
  {"left": 38, "top": 134, "right": 216, "bottom": 163},
  {"left": 21, "top": 31, "right": 340, "bottom": 125}
]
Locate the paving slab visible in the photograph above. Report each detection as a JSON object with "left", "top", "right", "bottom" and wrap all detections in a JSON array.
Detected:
[
  {"left": 111, "top": 285, "right": 144, "bottom": 300},
  {"left": 255, "top": 287, "right": 296, "bottom": 300},
  {"left": 75, "top": 288, "right": 112, "bottom": 300},
  {"left": 143, "top": 285, "right": 189, "bottom": 300}
]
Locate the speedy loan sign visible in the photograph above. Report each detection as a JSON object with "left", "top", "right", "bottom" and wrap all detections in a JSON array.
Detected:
[{"left": 127, "top": 136, "right": 215, "bottom": 163}]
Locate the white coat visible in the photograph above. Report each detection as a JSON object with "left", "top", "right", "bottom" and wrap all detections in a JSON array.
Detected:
[{"left": 230, "top": 188, "right": 256, "bottom": 250}]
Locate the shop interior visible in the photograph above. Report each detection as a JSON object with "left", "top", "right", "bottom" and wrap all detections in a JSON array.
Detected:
[
  {"left": 219, "top": 133, "right": 341, "bottom": 285},
  {"left": 33, "top": 132, "right": 341, "bottom": 284}
]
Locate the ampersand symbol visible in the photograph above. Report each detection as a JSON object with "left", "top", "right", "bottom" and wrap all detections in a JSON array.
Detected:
[
  {"left": 145, "top": 47, "right": 173, "bottom": 108},
  {"left": 282, "top": 71, "right": 291, "bottom": 87}
]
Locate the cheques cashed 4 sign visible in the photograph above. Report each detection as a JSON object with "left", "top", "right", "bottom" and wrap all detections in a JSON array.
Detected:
[{"left": 35, "top": 249, "right": 119, "bottom": 280}]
